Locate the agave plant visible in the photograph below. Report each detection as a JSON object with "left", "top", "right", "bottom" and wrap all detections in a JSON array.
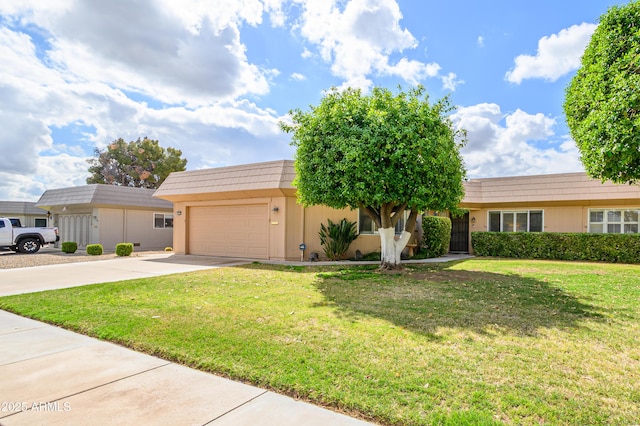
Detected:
[{"left": 319, "top": 218, "right": 358, "bottom": 260}]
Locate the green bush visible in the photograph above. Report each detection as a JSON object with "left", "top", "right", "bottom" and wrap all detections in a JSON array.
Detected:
[
  {"left": 422, "top": 216, "right": 452, "bottom": 258},
  {"left": 319, "top": 218, "right": 358, "bottom": 261},
  {"left": 115, "top": 243, "right": 134, "bottom": 257},
  {"left": 86, "top": 244, "right": 103, "bottom": 256},
  {"left": 61, "top": 241, "right": 77, "bottom": 254},
  {"left": 471, "top": 232, "right": 640, "bottom": 263}
]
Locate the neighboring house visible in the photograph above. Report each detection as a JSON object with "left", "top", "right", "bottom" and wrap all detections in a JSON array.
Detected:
[
  {"left": 36, "top": 184, "right": 174, "bottom": 251},
  {"left": 456, "top": 172, "right": 640, "bottom": 252},
  {"left": 0, "top": 201, "right": 50, "bottom": 227},
  {"left": 155, "top": 160, "right": 640, "bottom": 260}
]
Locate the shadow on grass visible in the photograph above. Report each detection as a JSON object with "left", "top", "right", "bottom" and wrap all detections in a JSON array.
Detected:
[{"left": 245, "top": 260, "right": 603, "bottom": 338}]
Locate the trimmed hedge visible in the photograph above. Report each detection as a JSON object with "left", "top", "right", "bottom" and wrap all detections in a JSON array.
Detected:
[
  {"left": 86, "top": 244, "right": 103, "bottom": 256},
  {"left": 422, "top": 216, "right": 452, "bottom": 258},
  {"left": 471, "top": 232, "right": 640, "bottom": 263},
  {"left": 115, "top": 243, "right": 134, "bottom": 257},
  {"left": 61, "top": 241, "right": 77, "bottom": 254}
]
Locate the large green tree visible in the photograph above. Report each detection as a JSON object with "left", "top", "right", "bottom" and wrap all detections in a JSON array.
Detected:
[
  {"left": 87, "top": 137, "right": 187, "bottom": 189},
  {"left": 281, "top": 86, "right": 466, "bottom": 269},
  {"left": 564, "top": 1, "right": 640, "bottom": 184}
]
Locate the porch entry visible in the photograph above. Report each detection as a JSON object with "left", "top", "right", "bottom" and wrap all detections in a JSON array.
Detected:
[{"left": 449, "top": 212, "right": 469, "bottom": 253}]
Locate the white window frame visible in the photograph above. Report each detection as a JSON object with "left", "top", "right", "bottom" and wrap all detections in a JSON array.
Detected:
[
  {"left": 588, "top": 208, "right": 640, "bottom": 234},
  {"left": 153, "top": 213, "right": 174, "bottom": 229},
  {"left": 358, "top": 208, "right": 407, "bottom": 235},
  {"left": 487, "top": 210, "right": 543, "bottom": 232}
]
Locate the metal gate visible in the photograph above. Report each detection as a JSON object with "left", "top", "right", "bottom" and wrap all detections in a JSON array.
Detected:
[{"left": 449, "top": 212, "right": 469, "bottom": 253}]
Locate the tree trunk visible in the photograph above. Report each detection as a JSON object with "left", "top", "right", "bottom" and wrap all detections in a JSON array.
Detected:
[{"left": 378, "top": 227, "right": 412, "bottom": 270}]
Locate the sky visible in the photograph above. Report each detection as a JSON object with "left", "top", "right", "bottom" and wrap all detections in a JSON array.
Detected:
[{"left": 0, "top": 0, "right": 630, "bottom": 201}]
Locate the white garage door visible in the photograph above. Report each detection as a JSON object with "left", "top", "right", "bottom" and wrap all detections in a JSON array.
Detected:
[{"left": 188, "top": 204, "right": 269, "bottom": 258}]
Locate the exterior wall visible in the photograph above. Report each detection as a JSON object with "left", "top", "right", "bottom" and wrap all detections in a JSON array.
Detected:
[
  {"left": 125, "top": 210, "right": 173, "bottom": 251},
  {"left": 97, "top": 208, "right": 172, "bottom": 251},
  {"left": 469, "top": 206, "right": 586, "bottom": 234},
  {"left": 301, "top": 205, "right": 383, "bottom": 260}
]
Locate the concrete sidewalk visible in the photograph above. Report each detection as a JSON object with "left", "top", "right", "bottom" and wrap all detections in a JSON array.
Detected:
[
  {"left": 0, "top": 311, "right": 372, "bottom": 426},
  {"left": 0, "top": 253, "right": 374, "bottom": 425}
]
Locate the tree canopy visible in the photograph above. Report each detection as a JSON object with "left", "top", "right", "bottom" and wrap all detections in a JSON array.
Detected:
[
  {"left": 564, "top": 1, "right": 640, "bottom": 184},
  {"left": 281, "top": 86, "right": 466, "bottom": 268},
  {"left": 87, "top": 137, "right": 187, "bottom": 189}
]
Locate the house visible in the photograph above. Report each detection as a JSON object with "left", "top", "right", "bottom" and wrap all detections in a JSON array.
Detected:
[
  {"left": 36, "top": 184, "right": 174, "bottom": 251},
  {"left": 454, "top": 172, "right": 640, "bottom": 252},
  {"left": 153, "top": 160, "right": 407, "bottom": 261},
  {"left": 154, "top": 160, "right": 640, "bottom": 259},
  {"left": 0, "top": 201, "right": 50, "bottom": 227}
]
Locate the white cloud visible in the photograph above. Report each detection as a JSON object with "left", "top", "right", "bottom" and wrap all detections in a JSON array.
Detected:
[
  {"left": 477, "top": 36, "right": 485, "bottom": 48},
  {"left": 0, "top": 2, "right": 294, "bottom": 200},
  {"left": 506, "top": 22, "right": 597, "bottom": 84},
  {"left": 453, "top": 103, "right": 583, "bottom": 177},
  {"left": 291, "top": 72, "right": 307, "bottom": 81},
  {"left": 296, "top": 0, "right": 440, "bottom": 90},
  {"left": 442, "top": 72, "right": 464, "bottom": 91}
]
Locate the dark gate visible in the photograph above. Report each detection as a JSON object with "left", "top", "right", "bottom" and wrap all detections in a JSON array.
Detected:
[{"left": 449, "top": 212, "right": 469, "bottom": 253}]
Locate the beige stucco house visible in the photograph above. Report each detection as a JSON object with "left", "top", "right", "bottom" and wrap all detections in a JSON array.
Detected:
[
  {"left": 0, "top": 201, "right": 50, "bottom": 227},
  {"left": 154, "top": 160, "right": 640, "bottom": 259},
  {"left": 36, "top": 184, "right": 174, "bottom": 251}
]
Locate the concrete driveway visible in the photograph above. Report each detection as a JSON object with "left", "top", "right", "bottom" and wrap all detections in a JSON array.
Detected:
[
  {"left": 0, "top": 253, "right": 248, "bottom": 296},
  {"left": 0, "top": 254, "right": 374, "bottom": 426}
]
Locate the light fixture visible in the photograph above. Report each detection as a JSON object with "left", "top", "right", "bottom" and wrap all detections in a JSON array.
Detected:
[
  {"left": 176, "top": 210, "right": 182, "bottom": 216},
  {"left": 471, "top": 216, "right": 476, "bottom": 224},
  {"left": 272, "top": 206, "right": 279, "bottom": 212}
]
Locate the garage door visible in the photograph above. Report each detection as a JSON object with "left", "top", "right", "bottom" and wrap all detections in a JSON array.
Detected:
[{"left": 188, "top": 204, "right": 269, "bottom": 258}]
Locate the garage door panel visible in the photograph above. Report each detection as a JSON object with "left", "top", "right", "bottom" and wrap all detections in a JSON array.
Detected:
[{"left": 188, "top": 204, "right": 269, "bottom": 258}]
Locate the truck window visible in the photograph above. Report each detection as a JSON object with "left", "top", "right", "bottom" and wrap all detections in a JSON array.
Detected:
[
  {"left": 10, "top": 218, "right": 21, "bottom": 227},
  {"left": 0, "top": 221, "right": 4, "bottom": 228}
]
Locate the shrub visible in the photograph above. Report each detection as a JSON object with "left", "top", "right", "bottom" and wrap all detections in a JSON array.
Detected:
[
  {"left": 471, "top": 232, "right": 640, "bottom": 263},
  {"left": 422, "top": 216, "right": 452, "bottom": 258},
  {"left": 86, "top": 244, "right": 103, "bottom": 256},
  {"left": 319, "top": 218, "right": 358, "bottom": 261},
  {"left": 164, "top": 247, "right": 173, "bottom": 252},
  {"left": 61, "top": 241, "right": 77, "bottom": 254},
  {"left": 115, "top": 243, "right": 134, "bottom": 257}
]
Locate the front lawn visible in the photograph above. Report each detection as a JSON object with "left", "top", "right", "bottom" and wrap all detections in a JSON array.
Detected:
[{"left": 1, "top": 259, "right": 638, "bottom": 425}]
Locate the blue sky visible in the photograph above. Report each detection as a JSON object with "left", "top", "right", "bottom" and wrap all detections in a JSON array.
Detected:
[{"left": 0, "top": 0, "right": 629, "bottom": 200}]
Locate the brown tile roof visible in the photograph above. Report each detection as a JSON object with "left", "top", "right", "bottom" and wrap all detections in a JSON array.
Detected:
[
  {"left": 461, "top": 172, "right": 640, "bottom": 205},
  {"left": 154, "top": 160, "right": 296, "bottom": 201}
]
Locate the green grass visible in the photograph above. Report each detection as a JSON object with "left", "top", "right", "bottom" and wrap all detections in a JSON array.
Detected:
[{"left": 1, "top": 259, "right": 639, "bottom": 425}]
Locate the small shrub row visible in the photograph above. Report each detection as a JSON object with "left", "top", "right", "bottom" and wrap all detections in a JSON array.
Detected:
[
  {"left": 62, "top": 242, "right": 138, "bottom": 256},
  {"left": 422, "top": 216, "right": 452, "bottom": 258},
  {"left": 471, "top": 232, "right": 640, "bottom": 263}
]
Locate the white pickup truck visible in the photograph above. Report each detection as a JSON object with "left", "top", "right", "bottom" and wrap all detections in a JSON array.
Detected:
[{"left": 0, "top": 217, "right": 59, "bottom": 254}]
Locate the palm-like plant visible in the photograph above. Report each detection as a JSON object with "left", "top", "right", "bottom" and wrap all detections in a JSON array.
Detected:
[{"left": 319, "top": 218, "right": 358, "bottom": 260}]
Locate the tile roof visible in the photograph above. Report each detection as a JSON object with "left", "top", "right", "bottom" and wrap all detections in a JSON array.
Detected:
[
  {"left": 154, "top": 160, "right": 296, "bottom": 200},
  {"left": 36, "top": 184, "right": 172, "bottom": 210},
  {"left": 461, "top": 172, "right": 640, "bottom": 205},
  {"left": 0, "top": 201, "right": 47, "bottom": 215}
]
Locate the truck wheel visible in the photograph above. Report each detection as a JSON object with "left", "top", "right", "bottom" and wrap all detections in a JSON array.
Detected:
[{"left": 18, "top": 238, "right": 41, "bottom": 254}]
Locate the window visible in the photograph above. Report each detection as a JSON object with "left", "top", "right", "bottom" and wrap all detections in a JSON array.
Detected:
[
  {"left": 589, "top": 209, "right": 640, "bottom": 234},
  {"left": 35, "top": 218, "right": 47, "bottom": 227},
  {"left": 154, "top": 213, "right": 174, "bottom": 229},
  {"left": 488, "top": 210, "right": 543, "bottom": 232},
  {"left": 358, "top": 209, "right": 406, "bottom": 235}
]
